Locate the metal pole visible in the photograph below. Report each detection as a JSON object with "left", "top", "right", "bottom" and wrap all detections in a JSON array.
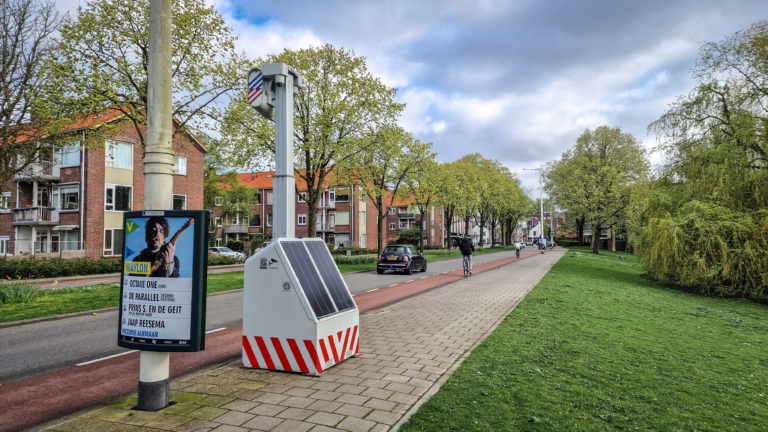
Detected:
[
  {"left": 540, "top": 163, "right": 544, "bottom": 246},
  {"left": 138, "top": 0, "right": 173, "bottom": 412},
  {"left": 271, "top": 68, "right": 295, "bottom": 240}
]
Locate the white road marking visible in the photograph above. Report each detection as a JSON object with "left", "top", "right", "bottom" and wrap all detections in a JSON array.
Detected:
[
  {"left": 388, "top": 284, "right": 398, "bottom": 287},
  {"left": 406, "top": 279, "right": 415, "bottom": 283},
  {"left": 420, "top": 277, "right": 427, "bottom": 279},
  {"left": 367, "top": 288, "right": 379, "bottom": 292},
  {"left": 77, "top": 350, "right": 137, "bottom": 366},
  {"left": 205, "top": 327, "right": 226, "bottom": 334}
]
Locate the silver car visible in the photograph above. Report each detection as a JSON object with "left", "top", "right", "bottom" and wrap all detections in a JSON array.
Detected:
[{"left": 208, "top": 247, "right": 245, "bottom": 260}]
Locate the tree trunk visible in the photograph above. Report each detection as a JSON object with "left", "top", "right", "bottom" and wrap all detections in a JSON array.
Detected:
[
  {"left": 611, "top": 226, "right": 616, "bottom": 252},
  {"left": 577, "top": 219, "right": 584, "bottom": 246},
  {"left": 479, "top": 216, "right": 485, "bottom": 247},
  {"left": 591, "top": 225, "right": 600, "bottom": 254},
  {"left": 307, "top": 196, "right": 318, "bottom": 238},
  {"left": 464, "top": 214, "right": 471, "bottom": 236},
  {"left": 376, "top": 197, "right": 385, "bottom": 254}
]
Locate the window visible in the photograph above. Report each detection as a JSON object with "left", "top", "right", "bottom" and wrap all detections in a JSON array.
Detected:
[
  {"left": 59, "top": 231, "right": 80, "bottom": 251},
  {"left": 359, "top": 191, "right": 367, "bottom": 202},
  {"left": 359, "top": 210, "right": 366, "bottom": 225},
  {"left": 0, "top": 235, "right": 8, "bottom": 255},
  {"left": 173, "top": 195, "right": 186, "bottom": 210},
  {"left": 335, "top": 211, "right": 349, "bottom": 225},
  {"left": 105, "top": 141, "right": 133, "bottom": 169},
  {"left": 0, "top": 192, "right": 10, "bottom": 212},
  {"left": 55, "top": 143, "right": 80, "bottom": 167},
  {"left": 389, "top": 223, "right": 396, "bottom": 230},
  {"left": 254, "top": 191, "right": 261, "bottom": 205},
  {"left": 215, "top": 217, "right": 222, "bottom": 227},
  {"left": 335, "top": 190, "right": 349, "bottom": 202},
  {"left": 266, "top": 191, "right": 273, "bottom": 205},
  {"left": 103, "top": 229, "right": 124, "bottom": 256},
  {"left": 389, "top": 208, "right": 396, "bottom": 215},
  {"left": 431, "top": 220, "right": 435, "bottom": 227},
  {"left": 57, "top": 185, "right": 79, "bottom": 210},
  {"left": 359, "top": 234, "right": 366, "bottom": 247},
  {"left": 215, "top": 196, "right": 223, "bottom": 206},
  {"left": 399, "top": 207, "right": 406, "bottom": 213},
  {"left": 298, "top": 214, "right": 307, "bottom": 225},
  {"left": 267, "top": 213, "right": 273, "bottom": 226},
  {"left": 105, "top": 184, "right": 132, "bottom": 211},
  {"left": 249, "top": 214, "right": 261, "bottom": 227},
  {"left": 174, "top": 156, "right": 187, "bottom": 175},
  {"left": 298, "top": 192, "right": 307, "bottom": 203},
  {"left": 400, "top": 220, "right": 409, "bottom": 229}
]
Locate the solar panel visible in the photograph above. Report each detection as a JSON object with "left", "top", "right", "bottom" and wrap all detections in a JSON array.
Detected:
[
  {"left": 305, "top": 241, "right": 355, "bottom": 312},
  {"left": 282, "top": 242, "right": 336, "bottom": 319}
]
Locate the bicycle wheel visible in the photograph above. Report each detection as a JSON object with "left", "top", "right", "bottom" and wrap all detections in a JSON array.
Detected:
[{"left": 463, "top": 259, "right": 469, "bottom": 277}]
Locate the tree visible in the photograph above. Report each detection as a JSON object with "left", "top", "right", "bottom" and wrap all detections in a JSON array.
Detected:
[
  {"left": 544, "top": 126, "right": 649, "bottom": 253},
  {"left": 219, "top": 44, "right": 403, "bottom": 239},
  {"left": 633, "top": 21, "right": 768, "bottom": 299},
  {"left": 434, "top": 161, "right": 468, "bottom": 248},
  {"left": 406, "top": 158, "right": 441, "bottom": 253},
  {"left": 454, "top": 154, "right": 483, "bottom": 237},
  {"left": 44, "top": 0, "right": 246, "bottom": 147},
  {"left": 0, "top": 0, "right": 68, "bottom": 184},
  {"left": 336, "top": 125, "right": 434, "bottom": 253}
]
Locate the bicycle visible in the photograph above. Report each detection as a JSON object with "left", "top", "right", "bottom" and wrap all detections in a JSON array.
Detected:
[
  {"left": 516, "top": 248, "right": 520, "bottom": 259},
  {"left": 463, "top": 255, "right": 471, "bottom": 277}
]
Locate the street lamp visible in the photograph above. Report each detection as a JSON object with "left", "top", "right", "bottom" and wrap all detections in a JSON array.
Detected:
[{"left": 523, "top": 164, "right": 544, "bottom": 249}]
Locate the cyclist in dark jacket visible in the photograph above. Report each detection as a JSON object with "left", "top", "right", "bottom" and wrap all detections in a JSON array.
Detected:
[{"left": 459, "top": 236, "right": 475, "bottom": 274}]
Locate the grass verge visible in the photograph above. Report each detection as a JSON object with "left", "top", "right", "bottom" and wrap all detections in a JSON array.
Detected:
[{"left": 401, "top": 247, "right": 768, "bottom": 432}]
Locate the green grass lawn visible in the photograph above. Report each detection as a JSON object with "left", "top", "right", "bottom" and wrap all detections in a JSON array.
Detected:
[{"left": 401, "top": 247, "right": 768, "bottom": 432}]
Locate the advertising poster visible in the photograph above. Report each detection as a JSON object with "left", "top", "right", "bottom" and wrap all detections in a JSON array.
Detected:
[{"left": 119, "top": 214, "right": 197, "bottom": 346}]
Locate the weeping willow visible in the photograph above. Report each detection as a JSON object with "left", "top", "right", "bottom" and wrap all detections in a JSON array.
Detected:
[{"left": 635, "top": 21, "right": 768, "bottom": 300}]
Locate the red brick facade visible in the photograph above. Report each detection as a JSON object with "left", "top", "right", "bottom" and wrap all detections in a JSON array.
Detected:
[{"left": 1, "top": 117, "right": 206, "bottom": 259}]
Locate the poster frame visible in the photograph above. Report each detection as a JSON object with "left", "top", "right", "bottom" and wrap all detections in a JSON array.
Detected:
[{"left": 117, "top": 209, "right": 208, "bottom": 352}]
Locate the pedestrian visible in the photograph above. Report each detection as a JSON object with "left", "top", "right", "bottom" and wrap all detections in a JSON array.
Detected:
[{"left": 514, "top": 240, "right": 522, "bottom": 258}]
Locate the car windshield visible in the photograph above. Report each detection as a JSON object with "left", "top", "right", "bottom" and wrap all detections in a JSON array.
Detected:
[
  {"left": 383, "top": 246, "right": 406, "bottom": 254},
  {"left": 218, "top": 247, "right": 234, "bottom": 252}
]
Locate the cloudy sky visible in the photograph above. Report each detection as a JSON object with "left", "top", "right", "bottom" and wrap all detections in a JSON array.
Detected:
[{"left": 58, "top": 0, "right": 768, "bottom": 194}]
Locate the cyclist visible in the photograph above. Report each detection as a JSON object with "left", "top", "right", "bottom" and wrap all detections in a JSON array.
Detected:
[
  {"left": 514, "top": 239, "right": 522, "bottom": 258},
  {"left": 459, "top": 235, "right": 475, "bottom": 275}
]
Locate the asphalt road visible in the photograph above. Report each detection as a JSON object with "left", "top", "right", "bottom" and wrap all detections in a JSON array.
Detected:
[{"left": 0, "top": 248, "right": 527, "bottom": 385}]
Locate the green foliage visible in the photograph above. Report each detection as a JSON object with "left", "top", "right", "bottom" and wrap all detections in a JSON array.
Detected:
[
  {"left": 45, "top": 0, "right": 247, "bottom": 145},
  {"left": 226, "top": 240, "right": 244, "bottom": 252},
  {"left": 331, "top": 247, "right": 378, "bottom": 256},
  {"left": 0, "top": 281, "right": 45, "bottom": 304},
  {"left": 0, "top": 257, "right": 122, "bottom": 279},
  {"left": 557, "top": 240, "right": 579, "bottom": 247},
  {"left": 396, "top": 227, "right": 426, "bottom": 246},
  {"left": 207, "top": 254, "right": 242, "bottom": 266},
  {"left": 332, "top": 255, "right": 378, "bottom": 265},
  {"left": 635, "top": 21, "right": 768, "bottom": 299}
]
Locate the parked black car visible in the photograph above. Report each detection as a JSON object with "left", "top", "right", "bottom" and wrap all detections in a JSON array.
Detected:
[{"left": 376, "top": 244, "right": 427, "bottom": 275}]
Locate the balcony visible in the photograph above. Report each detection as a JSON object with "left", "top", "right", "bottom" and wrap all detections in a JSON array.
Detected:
[
  {"left": 12, "top": 207, "right": 59, "bottom": 225},
  {"left": 14, "top": 164, "right": 61, "bottom": 181},
  {"left": 224, "top": 224, "right": 249, "bottom": 234},
  {"left": 398, "top": 213, "right": 415, "bottom": 219},
  {"left": 318, "top": 199, "right": 335, "bottom": 209},
  {"left": 316, "top": 221, "right": 336, "bottom": 232}
]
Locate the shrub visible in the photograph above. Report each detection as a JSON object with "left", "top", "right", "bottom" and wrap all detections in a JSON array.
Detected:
[
  {"left": 208, "top": 254, "right": 244, "bottom": 266},
  {"left": 226, "top": 240, "right": 244, "bottom": 252},
  {"left": 333, "top": 255, "right": 378, "bottom": 265},
  {"left": 332, "top": 246, "right": 376, "bottom": 256},
  {"left": 0, "top": 280, "right": 45, "bottom": 304},
  {"left": 0, "top": 257, "right": 122, "bottom": 279},
  {"left": 557, "top": 240, "right": 580, "bottom": 247}
]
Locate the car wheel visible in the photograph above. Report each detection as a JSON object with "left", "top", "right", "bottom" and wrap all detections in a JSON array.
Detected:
[
  {"left": 405, "top": 263, "right": 413, "bottom": 275},
  {"left": 420, "top": 261, "right": 427, "bottom": 272},
  {"left": 376, "top": 269, "right": 384, "bottom": 275}
]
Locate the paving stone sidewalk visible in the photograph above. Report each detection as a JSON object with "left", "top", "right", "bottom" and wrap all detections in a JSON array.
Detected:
[{"left": 45, "top": 249, "right": 566, "bottom": 432}]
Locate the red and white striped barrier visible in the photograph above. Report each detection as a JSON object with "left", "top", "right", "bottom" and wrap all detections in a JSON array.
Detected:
[{"left": 242, "top": 325, "right": 359, "bottom": 374}]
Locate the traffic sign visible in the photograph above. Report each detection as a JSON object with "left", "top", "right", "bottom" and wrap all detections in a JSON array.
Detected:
[{"left": 248, "top": 69, "right": 264, "bottom": 107}]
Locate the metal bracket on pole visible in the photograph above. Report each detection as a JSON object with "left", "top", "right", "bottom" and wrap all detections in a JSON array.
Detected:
[{"left": 248, "top": 63, "right": 303, "bottom": 240}]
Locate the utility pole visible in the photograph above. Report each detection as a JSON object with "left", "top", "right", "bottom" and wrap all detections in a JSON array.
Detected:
[
  {"left": 523, "top": 163, "right": 544, "bottom": 248},
  {"left": 139, "top": 0, "right": 173, "bottom": 411}
]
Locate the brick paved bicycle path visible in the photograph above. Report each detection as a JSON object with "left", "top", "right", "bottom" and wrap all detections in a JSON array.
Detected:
[{"left": 44, "top": 249, "right": 566, "bottom": 432}]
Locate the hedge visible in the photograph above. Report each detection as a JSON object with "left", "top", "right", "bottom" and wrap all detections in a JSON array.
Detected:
[
  {"left": 557, "top": 240, "right": 580, "bottom": 247},
  {"left": 332, "top": 246, "right": 378, "bottom": 256},
  {"left": 0, "top": 254, "right": 246, "bottom": 280},
  {"left": 333, "top": 255, "right": 378, "bottom": 265}
]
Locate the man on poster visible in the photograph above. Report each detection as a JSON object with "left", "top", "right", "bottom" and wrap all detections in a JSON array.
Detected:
[{"left": 134, "top": 217, "right": 180, "bottom": 277}]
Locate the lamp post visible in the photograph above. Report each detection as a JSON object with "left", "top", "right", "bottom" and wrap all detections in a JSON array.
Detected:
[{"left": 523, "top": 164, "right": 544, "bottom": 249}]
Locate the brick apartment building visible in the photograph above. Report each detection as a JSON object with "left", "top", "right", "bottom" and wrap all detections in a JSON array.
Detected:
[
  {"left": 526, "top": 211, "right": 565, "bottom": 240},
  {"left": 0, "top": 110, "right": 206, "bottom": 259},
  {"left": 211, "top": 172, "right": 446, "bottom": 250}
]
